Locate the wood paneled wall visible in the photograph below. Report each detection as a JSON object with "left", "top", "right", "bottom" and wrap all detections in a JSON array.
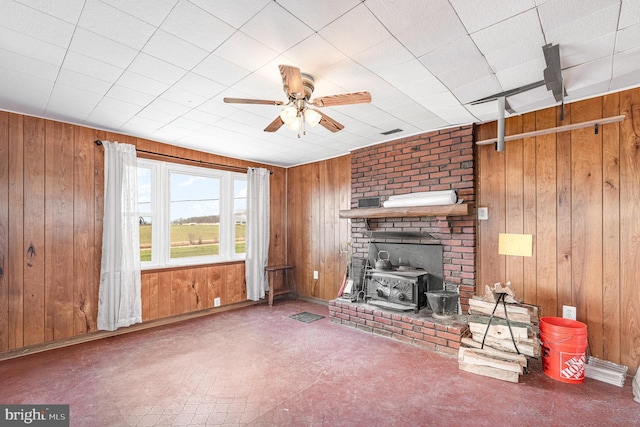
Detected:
[
  {"left": 287, "top": 155, "right": 351, "bottom": 300},
  {"left": 0, "top": 110, "right": 286, "bottom": 354},
  {"left": 476, "top": 87, "right": 640, "bottom": 370}
]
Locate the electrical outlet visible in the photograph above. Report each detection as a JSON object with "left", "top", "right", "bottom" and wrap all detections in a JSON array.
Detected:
[
  {"left": 563, "top": 305, "right": 576, "bottom": 320},
  {"left": 477, "top": 207, "right": 489, "bottom": 220},
  {"left": 214, "top": 297, "right": 221, "bottom": 307},
  {"left": 313, "top": 270, "right": 319, "bottom": 280}
]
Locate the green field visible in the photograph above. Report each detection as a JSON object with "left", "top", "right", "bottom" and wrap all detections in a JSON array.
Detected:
[{"left": 140, "top": 223, "right": 246, "bottom": 261}]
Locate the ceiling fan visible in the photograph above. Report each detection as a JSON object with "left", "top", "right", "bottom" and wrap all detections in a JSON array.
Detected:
[{"left": 224, "top": 65, "right": 372, "bottom": 137}]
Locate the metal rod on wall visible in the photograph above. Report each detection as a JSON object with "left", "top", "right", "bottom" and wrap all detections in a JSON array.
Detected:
[{"left": 94, "top": 140, "right": 272, "bottom": 174}]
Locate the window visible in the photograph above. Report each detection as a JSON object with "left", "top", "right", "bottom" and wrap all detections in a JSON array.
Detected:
[{"left": 137, "top": 158, "right": 247, "bottom": 269}]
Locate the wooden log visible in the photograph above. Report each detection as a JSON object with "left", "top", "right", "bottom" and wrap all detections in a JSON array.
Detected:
[
  {"left": 458, "top": 347, "right": 524, "bottom": 373},
  {"left": 459, "top": 361, "right": 520, "bottom": 383},
  {"left": 460, "top": 338, "right": 528, "bottom": 367},
  {"left": 468, "top": 297, "right": 532, "bottom": 323},
  {"left": 470, "top": 334, "right": 540, "bottom": 358},
  {"left": 468, "top": 319, "right": 530, "bottom": 341}
]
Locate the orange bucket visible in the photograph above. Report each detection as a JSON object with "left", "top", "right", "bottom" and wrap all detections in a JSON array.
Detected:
[{"left": 540, "top": 317, "right": 588, "bottom": 383}]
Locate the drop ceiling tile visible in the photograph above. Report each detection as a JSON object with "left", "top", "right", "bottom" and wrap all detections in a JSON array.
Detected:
[
  {"left": 240, "top": 2, "right": 314, "bottom": 54},
  {"left": 366, "top": 0, "right": 447, "bottom": 33},
  {"left": 319, "top": 4, "right": 391, "bottom": 57},
  {"left": 49, "top": 82, "right": 104, "bottom": 105},
  {"left": 472, "top": 9, "right": 545, "bottom": 71},
  {"left": 189, "top": 0, "right": 271, "bottom": 29},
  {"left": 214, "top": 31, "right": 279, "bottom": 71},
  {"left": 85, "top": 107, "right": 135, "bottom": 130},
  {"left": 68, "top": 27, "right": 138, "bottom": 69},
  {"left": 180, "top": 109, "right": 221, "bottom": 125},
  {"left": 160, "top": 118, "right": 208, "bottom": 133},
  {"left": 158, "top": 86, "right": 207, "bottom": 108},
  {"left": 0, "top": 48, "right": 60, "bottom": 80},
  {"left": 616, "top": 24, "right": 640, "bottom": 53},
  {"left": 277, "top": 0, "right": 361, "bottom": 31},
  {"left": 543, "top": 4, "right": 619, "bottom": 46},
  {"left": 451, "top": 74, "right": 503, "bottom": 104},
  {"left": 620, "top": 0, "right": 640, "bottom": 28},
  {"left": 145, "top": 98, "right": 191, "bottom": 116},
  {"left": 127, "top": 53, "right": 187, "bottom": 85},
  {"left": 378, "top": 60, "right": 446, "bottom": 95},
  {"left": 450, "top": 0, "right": 536, "bottom": 33},
  {"left": 62, "top": 51, "right": 124, "bottom": 83},
  {"left": 1, "top": 0, "right": 75, "bottom": 47},
  {"left": 121, "top": 115, "right": 165, "bottom": 133},
  {"left": 142, "top": 30, "right": 208, "bottom": 70},
  {"left": 561, "top": 33, "right": 616, "bottom": 68},
  {"left": 116, "top": 70, "right": 170, "bottom": 97},
  {"left": 538, "top": 0, "right": 619, "bottom": 32},
  {"left": 394, "top": 3, "right": 468, "bottom": 57},
  {"left": 0, "top": 68, "right": 52, "bottom": 115},
  {"left": 14, "top": 0, "right": 85, "bottom": 23},
  {"left": 106, "top": 85, "right": 156, "bottom": 107},
  {"left": 0, "top": 26, "right": 67, "bottom": 66},
  {"left": 100, "top": 0, "right": 177, "bottom": 27},
  {"left": 56, "top": 68, "right": 113, "bottom": 96},
  {"left": 45, "top": 99, "right": 96, "bottom": 122},
  {"left": 281, "top": 35, "right": 347, "bottom": 74},
  {"left": 175, "top": 73, "right": 225, "bottom": 99},
  {"left": 192, "top": 53, "right": 250, "bottom": 87},
  {"left": 160, "top": 1, "right": 235, "bottom": 52},
  {"left": 563, "top": 56, "right": 613, "bottom": 93},
  {"left": 352, "top": 38, "right": 414, "bottom": 74},
  {"left": 611, "top": 48, "right": 640, "bottom": 89},
  {"left": 495, "top": 57, "right": 547, "bottom": 91},
  {"left": 98, "top": 96, "right": 144, "bottom": 116},
  {"left": 77, "top": 0, "right": 155, "bottom": 50}
]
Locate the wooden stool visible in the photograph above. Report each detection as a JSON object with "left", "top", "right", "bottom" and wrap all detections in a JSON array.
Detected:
[{"left": 265, "top": 265, "right": 296, "bottom": 306}]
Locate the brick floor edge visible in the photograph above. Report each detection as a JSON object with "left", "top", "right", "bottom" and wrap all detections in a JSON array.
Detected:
[{"left": 328, "top": 298, "right": 468, "bottom": 357}]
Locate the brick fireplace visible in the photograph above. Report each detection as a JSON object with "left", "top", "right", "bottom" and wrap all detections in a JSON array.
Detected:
[{"left": 329, "top": 125, "right": 476, "bottom": 354}]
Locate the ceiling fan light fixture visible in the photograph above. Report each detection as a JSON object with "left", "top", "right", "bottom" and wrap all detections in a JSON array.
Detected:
[
  {"left": 304, "top": 109, "right": 322, "bottom": 127},
  {"left": 280, "top": 106, "right": 298, "bottom": 124}
]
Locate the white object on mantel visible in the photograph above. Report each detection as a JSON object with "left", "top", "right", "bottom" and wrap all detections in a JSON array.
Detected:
[{"left": 383, "top": 190, "right": 458, "bottom": 208}]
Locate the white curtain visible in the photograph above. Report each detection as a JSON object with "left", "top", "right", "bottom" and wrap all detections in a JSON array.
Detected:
[
  {"left": 245, "top": 167, "right": 270, "bottom": 301},
  {"left": 97, "top": 140, "right": 142, "bottom": 331}
]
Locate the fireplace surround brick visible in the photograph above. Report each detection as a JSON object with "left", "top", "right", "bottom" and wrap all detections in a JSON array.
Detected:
[{"left": 349, "top": 125, "right": 476, "bottom": 311}]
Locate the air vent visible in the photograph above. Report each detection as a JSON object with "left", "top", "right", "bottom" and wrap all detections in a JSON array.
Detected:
[
  {"left": 381, "top": 128, "right": 403, "bottom": 135},
  {"left": 358, "top": 197, "right": 380, "bottom": 208}
]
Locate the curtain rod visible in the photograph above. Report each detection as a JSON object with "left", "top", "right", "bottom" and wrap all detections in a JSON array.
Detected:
[
  {"left": 475, "top": 114, "right": 626, "bottom": 146},
  {"left": 94, "top": 140, "right": 272, "bottom": 174}
]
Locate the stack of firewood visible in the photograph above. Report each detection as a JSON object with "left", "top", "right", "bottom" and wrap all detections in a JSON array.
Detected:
[{"left": 458, "top": 282, "right": 541, "bottom": 383}]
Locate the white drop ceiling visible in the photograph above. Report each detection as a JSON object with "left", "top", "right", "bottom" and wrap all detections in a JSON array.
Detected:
[{"left": 1, "top": 0, "right": 639, "bottom": 167}]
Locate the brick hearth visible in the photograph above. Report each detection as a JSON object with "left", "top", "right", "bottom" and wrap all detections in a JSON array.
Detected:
[{"left": 329, "top": 299, "right": 467, "bottom": 356}]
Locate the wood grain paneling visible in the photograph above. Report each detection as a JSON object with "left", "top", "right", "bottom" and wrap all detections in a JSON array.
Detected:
[
  {"left": 0, "top": 110, "right": 286, "bottom": 356},
  {"left": 477, "top": 87, "right": 640, "bottom": 369},
  {"left": 287, "top": 156, "right": 350, "bottom": 300},
  {"left": 0, "top": 112, "right": 8, "bottom": 351}
]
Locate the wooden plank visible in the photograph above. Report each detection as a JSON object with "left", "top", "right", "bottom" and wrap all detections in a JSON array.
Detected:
[
  {"left": 171, "top": 269, "right": 191, "bottom": 315},
  {"left": 310, "top": 163, "right": 321, "bottom": 299},
  {"left": 458, "top": 347, "right": 523, "bottom": 373},
  {"left": 207, "top": 265, "right": 226, "bottom": 306},
  {"left": 73, "top": 126, "right": 97, "bottom": 335},
  {"left": 458, "top": 361, "right": 520, "bottom": 383},
  {"left": 522, "top": 112, "right": 538, "bottom": 306},
  {"left": 602, "top": 92, "right": 621, "bottom": 363},
  {"left": 476, "top": 120, "right": 503, "bottom": 292},
  {"left": 157, "top": 270, "right": 172, "bottom": 318},
  {"left": 141, "top": 273, "right": 150, "bottom": 321},
  {"left": 460, "top": 338, "right": 528, "bottom": 367},
  {"left": 535, "top": 107, "right": 558, "bottom": 317},
  {"left": 147, "top": 271, "right": 159, "bottom": 319},
  {"left": 7, "top": 113, "right": 24, "bottom": 350},
  {"left": 504, "top": 115, "right": 524, "bottom": 298},
  {"left": 619, "top": 88, "right": 640, "bottom": 369},
  {"left": 226, "top": 263, "right": 245, "bottom": 304},
  {"left": 469, "top": 333, "right": 539, "bottom": 358},
  {"left": 571, "top": 97, "right": 604, "bottom": 358},
  {"left": 556, "top": 104, "right": 573, "bottom": 316},
  {"left": 339, "top": 203, "right": 470, "bottom": 218},
  {"left": 0, "top": 112, "right": 8, "bottom": 351},
  {"left": 23, "top": 116, "right": 46, "bottom": 346}
]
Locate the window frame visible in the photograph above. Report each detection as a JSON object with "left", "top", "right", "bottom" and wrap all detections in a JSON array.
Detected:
[{"left": 138, "top": 158, "right": 247, "bottom": 270}]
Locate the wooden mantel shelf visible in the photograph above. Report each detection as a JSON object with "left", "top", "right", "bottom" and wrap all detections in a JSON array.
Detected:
[{"left": 339, "top": 203, "right": 470, "bottom": 219}]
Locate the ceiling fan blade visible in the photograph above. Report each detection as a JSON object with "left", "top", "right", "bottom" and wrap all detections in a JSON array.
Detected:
[
  {"left": 314, "top": 109, "right": 344, "bottom": 133},
  {"left": 279, "top": 65, "right": 304, "bottom": 99},
  {"left": 264, "top": 116, "right": 284, "bottom": 132},
  {"left": 311, "top": 91, "right": 371, "bottom": 107},
  {"left": 224, "top": 97, "right": 284, "bottom": 106}
]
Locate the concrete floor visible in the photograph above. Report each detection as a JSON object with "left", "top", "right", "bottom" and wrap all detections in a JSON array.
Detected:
[{"left": 0, "top": 299, "right": 637, "bottom": 426}]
